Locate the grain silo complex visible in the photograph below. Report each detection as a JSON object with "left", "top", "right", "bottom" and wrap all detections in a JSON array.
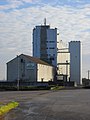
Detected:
[{"left": 6, "top": 20, "right": 82, "bottom": 86}]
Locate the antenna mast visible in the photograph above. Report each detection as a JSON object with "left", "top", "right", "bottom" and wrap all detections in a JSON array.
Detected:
[{"left": 44, "top": 18, "right": 46, "bottom": 26}]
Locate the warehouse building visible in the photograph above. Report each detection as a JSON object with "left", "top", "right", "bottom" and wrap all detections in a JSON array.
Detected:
[{"left": 7, "top": 54, "right": 54, "bottom": 82}]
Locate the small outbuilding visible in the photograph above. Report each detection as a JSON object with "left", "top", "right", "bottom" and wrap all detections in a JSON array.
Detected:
[{"left": 7, "top": 54, "right": 54, "bottom": 82}]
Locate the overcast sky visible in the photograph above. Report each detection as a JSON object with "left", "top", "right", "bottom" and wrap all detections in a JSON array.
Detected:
[{"left": 0, "top": 0, "right": 90, "bottom": 80}]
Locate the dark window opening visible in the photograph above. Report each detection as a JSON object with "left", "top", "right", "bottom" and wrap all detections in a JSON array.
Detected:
[
  {"left": 50, "top": 57, "right": 54, "bottom": 60},
  {"left": 21, "top": 59, "right": 24, "bottom": 63},
  {"left": 49, "top": 47, "right": 55, "bottom": 49},
  {"left": 49, "top": 41, "right": 55, "bottom": 43}
]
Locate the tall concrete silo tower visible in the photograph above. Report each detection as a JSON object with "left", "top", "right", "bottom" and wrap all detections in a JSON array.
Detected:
[{"left": 69, "top": 41, "right": 82, "bottom": 85}]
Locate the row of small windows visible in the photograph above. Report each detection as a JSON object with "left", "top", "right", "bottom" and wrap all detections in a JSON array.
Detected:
[
  {"left": 41, "top": 47, "right": 55, "bottom": 50},
  {"left": 41, "top": 53, "right": 55, "bottom": 56},
  {"left": 41, "top": 41, "right": 55, "bottom": 43},
  {"left": 48, "top": 47, "right": 55, "bottom": 49},
  {"left": 48, "top": 54, "right": 55, "bottom": 56},
  {"left": 46, "top": 41, "right": 55, "bottom": 43}
]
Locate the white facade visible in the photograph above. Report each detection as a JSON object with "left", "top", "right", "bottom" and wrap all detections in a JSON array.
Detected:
[
  {"left": 33, "top": 25, "right": 57, "bottom": 66},
  {"left": 69, "top": 41, "right": 82, "bottom": 85},
  {"left": 37, "top": 64, "right": 54, "bottom": 82},
  {"left": 57, "top": 40, "right": 70, "bottom": 80}
]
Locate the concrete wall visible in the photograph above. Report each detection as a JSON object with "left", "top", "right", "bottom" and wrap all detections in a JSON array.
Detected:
[
  {"left": 37, "top": 64, "right": 54, "bottom": 82},
  {"left": 69, "top": 41, "right": 82, "bottom": 85}
]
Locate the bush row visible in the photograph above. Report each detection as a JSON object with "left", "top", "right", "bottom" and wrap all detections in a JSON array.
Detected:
[{"left": 0, "top": 86, "right": 51, "bottom": 91}]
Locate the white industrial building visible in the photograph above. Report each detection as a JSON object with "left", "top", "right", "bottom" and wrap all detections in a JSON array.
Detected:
[
  {"left": 33, "top": 20, "right": 57, "bottom": 66},
  {"left": 57, "top": 40, "right": 70, "bottom": 81},
  {"left": 7, "top": 54, "right": 54, "bottom": 82},
  {"left": 69, "top": 41, "right": 82, "bottom": 85}
]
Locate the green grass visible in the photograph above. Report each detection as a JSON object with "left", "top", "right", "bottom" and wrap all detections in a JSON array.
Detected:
[{"left": 50, "top": 85, "right": 64, "bottom": 90}]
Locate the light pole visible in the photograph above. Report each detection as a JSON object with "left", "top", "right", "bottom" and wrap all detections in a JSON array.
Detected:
[
  {"left": 17, "top": 55, "right": 20, "bottom": 90},
  {"left": 88, "top": 70, "right": 90, "bottom": 80},
  {"left": 66, "top": 60, "right": 68, "bottom": 82}
]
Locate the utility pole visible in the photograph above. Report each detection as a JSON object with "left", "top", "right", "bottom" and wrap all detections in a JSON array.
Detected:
[
  {"left": 17, "top": 55, "right": 20, "bottom": 90},
  {"left": 66, "top": 60, "right": 68, "bottom": 82},
  {"left": 88, "top": 70, "right": 90, "bottom": 80}
]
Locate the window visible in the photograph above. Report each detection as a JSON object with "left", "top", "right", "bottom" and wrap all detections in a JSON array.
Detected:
[
  {"left": 21, "top": 59, "right": 24, "bottom": 63},
  {"left": 50, "top": 57, "right": 54, "bottom": 60},
  {"left": 49, "top": 47, "right": 55, "bottom": 49},
  {"left": 41, "top": 47, "right": 47, "bottom": 50},
  {"left": 49, "top": 41, "right": 55, "bottom": 43}
]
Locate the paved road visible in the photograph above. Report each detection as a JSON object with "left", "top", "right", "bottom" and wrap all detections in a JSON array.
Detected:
[{"left": 0, "top": 89, "right": 90, "bottom": 120}]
